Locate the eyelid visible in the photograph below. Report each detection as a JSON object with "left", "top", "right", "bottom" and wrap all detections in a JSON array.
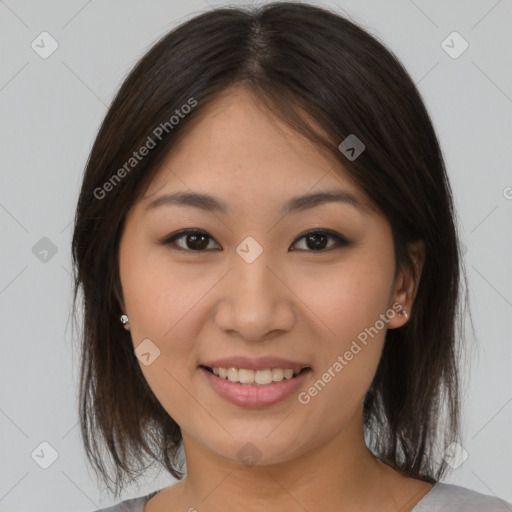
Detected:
[{"left": 161, "top": 228, "right": 350, "bottom": 252}]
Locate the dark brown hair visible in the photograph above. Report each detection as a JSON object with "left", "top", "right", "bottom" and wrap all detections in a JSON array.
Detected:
[{"left": 72, "top": 1, "right": 463, "bottom": 497}]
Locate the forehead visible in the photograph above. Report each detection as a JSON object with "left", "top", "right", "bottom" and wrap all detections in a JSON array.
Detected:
[{"left": 142, "top": 86, "right": 362, "bottom": 209}]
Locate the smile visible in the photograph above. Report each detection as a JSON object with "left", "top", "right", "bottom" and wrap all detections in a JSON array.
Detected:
[{"left": 199, "top": 365, "right": 312, "bottom": 408}]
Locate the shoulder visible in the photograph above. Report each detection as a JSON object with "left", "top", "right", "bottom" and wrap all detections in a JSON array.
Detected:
[
  {"left": 89, "top": 491, "right": 156, "bottom": 512},
  {"left": 413, "top": 482, "right": 511, "bottom": 511}
]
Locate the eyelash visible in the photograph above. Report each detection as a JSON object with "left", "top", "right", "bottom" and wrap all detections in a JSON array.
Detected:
[{"left": 161, "top": 229, "right": 350, "bottom": 253}]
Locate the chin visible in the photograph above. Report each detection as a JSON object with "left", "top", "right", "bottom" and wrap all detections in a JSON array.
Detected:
[{"left": 206, "top": 433, "right": 307, "bottom": 468}]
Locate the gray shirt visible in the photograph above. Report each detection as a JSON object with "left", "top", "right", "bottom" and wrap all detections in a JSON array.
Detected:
[{"left": 92, "top": 482, "right": 511, "bottom": 511}]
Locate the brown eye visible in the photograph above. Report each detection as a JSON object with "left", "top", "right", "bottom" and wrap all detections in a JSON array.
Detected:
[
  {"left": 163, "top": 230, "right": 220, "bottom": 251},
  {"left": 290, "top": 230, "right": 349, "bottom": 252}
]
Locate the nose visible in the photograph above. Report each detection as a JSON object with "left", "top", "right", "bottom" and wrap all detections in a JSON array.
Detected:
[{"left": 214, "top": 247, "right": 296, "bottom": 342}]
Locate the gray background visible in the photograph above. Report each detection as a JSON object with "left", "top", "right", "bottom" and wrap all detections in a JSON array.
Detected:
[{"left": 1, "top": 0, "right": 511, "bottom": 510}]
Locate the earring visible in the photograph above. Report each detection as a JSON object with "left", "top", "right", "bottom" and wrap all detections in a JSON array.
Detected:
[
  {"left": 120, "top": 314, "right": 130, "bottom": 331},
  {"left": 398, "top": 307, "right": 409, "bottom": 319}
]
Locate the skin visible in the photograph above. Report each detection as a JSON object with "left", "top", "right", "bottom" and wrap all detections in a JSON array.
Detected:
[{"left": 118, "top": 86, "right": 429, "bottom": 512}]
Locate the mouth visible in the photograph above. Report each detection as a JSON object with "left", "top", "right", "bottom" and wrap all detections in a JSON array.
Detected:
[{"left": 199, "top": 364, "right": 312, "bottom": 408}]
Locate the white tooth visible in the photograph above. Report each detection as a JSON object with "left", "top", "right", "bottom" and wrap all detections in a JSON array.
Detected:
[
  {"left": 238, "top": 368, "right": 255, "bottom": 384},
  {"left": 227, "top": 368, "right": 239, "bottom": 382},
  {"left": 272, "top": 368, "right": 284, "bottom": 381},
  {"left": 283, "top": 369, "right": 294, "bottom": 379},
  {"left": 255, "top": 369, "right": 273, "bottom": 385},
  {"left": 214, "top": 367, "right": 296, "bottom": 384}
]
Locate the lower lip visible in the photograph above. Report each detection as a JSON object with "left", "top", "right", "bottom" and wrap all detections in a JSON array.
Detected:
[{"left": 200, "top": 367, "right": 312, "bottom": 408}]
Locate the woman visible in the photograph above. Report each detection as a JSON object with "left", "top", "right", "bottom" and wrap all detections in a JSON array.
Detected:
[{"left": 72, "top": 2, "right": 509, "bottom": 511}]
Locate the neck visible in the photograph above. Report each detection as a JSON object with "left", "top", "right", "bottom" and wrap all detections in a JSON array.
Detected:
[{"left": 177, "top": 406, "right": 396, "bottom": 511}]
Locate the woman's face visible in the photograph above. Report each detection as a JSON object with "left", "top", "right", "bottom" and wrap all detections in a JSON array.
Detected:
[{"left": 118, "top": 86, "right": 411, "bottom": 467}]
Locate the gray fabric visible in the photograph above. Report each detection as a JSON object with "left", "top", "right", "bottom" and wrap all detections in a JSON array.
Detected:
[
  {"left": 91, "top": 490, "right": 158, "bottom": 512},
  {"left": 411, "top": 483, "right": 511, "bottom": 511},
  {"left": 90, "top": 483, "right": 511, "bottom": 511}
]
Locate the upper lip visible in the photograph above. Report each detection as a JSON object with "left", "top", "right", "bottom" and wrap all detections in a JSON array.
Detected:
[{"left": 200, "top": 356, "right": 311, "bottom": 373}]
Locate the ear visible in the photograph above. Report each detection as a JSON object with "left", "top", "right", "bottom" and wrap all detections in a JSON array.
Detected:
[{"left": 388, "top": 240, "right": 425, "bottom": 329}]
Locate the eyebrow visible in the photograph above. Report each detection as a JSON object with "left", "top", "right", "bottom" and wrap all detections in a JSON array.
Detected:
[{"left": 144, "top": 189, "right": 367, "bottom": 215}]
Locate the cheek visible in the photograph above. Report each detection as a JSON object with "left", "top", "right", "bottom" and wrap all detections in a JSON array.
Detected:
[
  {"left": 295, "top": 296, "right": 390, "bottom": 435},
  {"left": 295, "top": 251, "right": 395, "bottom": 346},
  {"left": 293, "top": 249, "right": 395, "bottom": 410},
  {"left": 120, "top": 237, "right": 205, "bottom": 342},
  {"left": 119, "top": 241, "right": 207, "bottom": 424}
]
